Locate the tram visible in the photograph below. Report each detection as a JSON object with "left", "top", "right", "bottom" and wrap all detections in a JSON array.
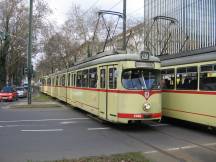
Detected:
[
  {"left": 40, "top": 51, "right": 162, "bottom": 124},
  {"left": 160, "top": 47, "right": 216, "bottom": 127}
]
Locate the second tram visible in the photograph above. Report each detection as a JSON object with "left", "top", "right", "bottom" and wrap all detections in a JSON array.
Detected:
[
  {"left": 160, "top": 47, "right": 216, "bottom": 128},
  {"left": 40, "top": 51, "right": 162, "bottom": 124}
]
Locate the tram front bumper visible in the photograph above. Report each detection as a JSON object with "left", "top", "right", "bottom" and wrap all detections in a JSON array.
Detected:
[{"left": 117, "top": 113, "right": 161, "bottom": 123}]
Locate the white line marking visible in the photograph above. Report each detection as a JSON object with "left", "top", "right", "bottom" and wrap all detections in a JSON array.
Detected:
[
  {"left": 149, "top": 124, "right": 169, "bottom": 127},
  {"left": 0, "top": 118, "right": 89, "bottom": 123},
  {"left": 60, "top": 121, "right": 77, "bottom": 125},
  {"left": 180, "top": 145, "right": 197, "bottom": 149},
  {"left": 0, "top": 124, "right": 47, "bottom": 128},
  {"left": 167, "top": 147, "right": 180, "bottom": 151},
  {"left": 21, "top": 129, "right": 63, "bottom": 132},
  {"left": 144, "top": 150, "right": 158, "bottom": 154},
  {"left": 204, "top": 142, "right": 216, "bottom": 146},
  {"left": 87, "top": 127, "right": 110, "bottom": 131}
]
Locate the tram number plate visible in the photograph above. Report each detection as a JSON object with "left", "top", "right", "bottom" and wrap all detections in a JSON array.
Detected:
[{"left": 2, "top": 97, "right": 8, "bottom": 99}]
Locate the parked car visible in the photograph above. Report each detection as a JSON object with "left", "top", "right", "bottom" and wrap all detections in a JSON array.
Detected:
[
  {"left": 16, "top": 87, "right": 27, "bottom": 98},
  {"left": 0, "top": 86, "right": 18, "bottom": 101}
]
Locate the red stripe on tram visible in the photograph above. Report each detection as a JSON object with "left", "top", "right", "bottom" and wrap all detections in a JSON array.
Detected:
[
  {"left": 117, "top": 113, "right": 161, "bottom": 119},
  {"left": 162, "top": 90, "right": 216, "bottom": 95}
]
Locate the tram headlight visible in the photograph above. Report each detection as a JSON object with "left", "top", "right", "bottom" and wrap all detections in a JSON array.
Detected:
[{"left": 143, "top": 103, "right": 151, "bottom": 111}]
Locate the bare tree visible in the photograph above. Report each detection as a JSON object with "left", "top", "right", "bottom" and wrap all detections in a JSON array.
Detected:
[{"left": 0, "top": 0, "right": 50, "bottom": 88}]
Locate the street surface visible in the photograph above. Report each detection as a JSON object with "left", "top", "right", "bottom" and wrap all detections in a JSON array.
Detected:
[{"left": 0, "top": 99, "right": 215, "bottom": 162}]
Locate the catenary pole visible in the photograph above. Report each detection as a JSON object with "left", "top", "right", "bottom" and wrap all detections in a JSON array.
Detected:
[
  {"left": 122, "top": 0, "right": 126, "bottom": 50},
  {"left": 27, "top": 0, "right": 33, "bottom": 104}
]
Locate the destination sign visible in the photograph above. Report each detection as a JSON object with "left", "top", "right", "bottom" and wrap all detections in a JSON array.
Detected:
[{"left": 135, "top": 62, "right": 154, "bottom": 68}]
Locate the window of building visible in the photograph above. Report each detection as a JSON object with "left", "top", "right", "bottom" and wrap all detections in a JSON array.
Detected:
[
  {"left": 161, "top": 69, "right": 175, "bottom": 89},
  {"left": 200, "top": 64, "right": 216, "bottom": 91},
  {"left": 82, "top": 70, "right": 89, "bottom": 87},
  {"left": 176, "top": 66, "right": 198, "bottom": 90},
  {"left": 109, "top": 68, "right": 117, "bottom": 89},
  {"left": 100, "top": 69, "right": 106, "bottom": 88},
  {"left": 89, "top": 68, "right": 97, "bottom": 88},
  {"left": 76, "top": 71, "right": 82, "bottom": 87}
]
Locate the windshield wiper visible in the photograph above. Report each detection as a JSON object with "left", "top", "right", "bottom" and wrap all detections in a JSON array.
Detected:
[{"left": 141, "top": 72, "right": 147, "bottom": 90}]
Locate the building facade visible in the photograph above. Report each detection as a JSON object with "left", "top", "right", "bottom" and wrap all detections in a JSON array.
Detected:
[{"left": 142, "top": 0, "right": 216, "bottom": 55}]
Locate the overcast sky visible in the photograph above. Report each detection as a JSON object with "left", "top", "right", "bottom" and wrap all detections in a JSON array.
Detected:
[{"left": 46, "top": 0, "right": 144, "bottom": 25}]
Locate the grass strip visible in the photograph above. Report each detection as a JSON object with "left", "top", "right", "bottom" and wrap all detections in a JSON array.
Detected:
[
  {"left": 27, "top": 152, "right": 151, "bottom": 162},
  {"left": 32, "top": 93, "right": 53, "bottom": 102}
]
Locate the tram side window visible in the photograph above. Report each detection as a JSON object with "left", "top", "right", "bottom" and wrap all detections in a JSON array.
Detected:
[
  {"left": 71, "top": 74, "right": 73, "bottom": 86},
  {"left": 82, "top": 70, "right": 89, "bottom": 87},
  {"left": 52, "top": 78, "right": 54, "bottom": 86},
  {"left": 200, "top": 64, "right": 216, "bottom": 91},
  {"left": 62, "top": 75, "right": 65, "bottom": 86},
  {"left": 74, "top": 74, "right": 76, "bottom": 87},
  {"left": 100, "top": 69, "right": 106, "bottom": 88},
  {"left": 76, "top": 71, "right": 82, "bottom": 87},
  {"left": 161, "top": 69, "right": 175, "bottom": 89},
  {"left": 89, "top": 68, "right": 97, "bottom": 88},
  {"left": 109, "top": 68, "right": 117, "bottom": 89},
  {"left": 56, "top": 77, "right": 59, "bottom": 86},
  {"left": 42, "top": 79, "right": 45, "bottom": 86},
  {"left": 47, "top": 78, "right": 51, "bottom": 86},
  {"left": 59, "top": 77, "right": 61, "bottom": 86},
  {"left": 68, "top": 73, "right": 70, "bottom": 86},
  {"left": 176, "top": 66, "right": 198, "bottom": 90},
  {"left": 56, "top": 77, "right": 58, "bottom": 86}
]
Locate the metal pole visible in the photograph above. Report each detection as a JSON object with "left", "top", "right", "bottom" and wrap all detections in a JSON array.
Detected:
[
  {"left": 122, "top": 0, "right": 126, "bottom": 50},
  {"left": 27, "top": 0, "right": 33, "bottom": 104}
]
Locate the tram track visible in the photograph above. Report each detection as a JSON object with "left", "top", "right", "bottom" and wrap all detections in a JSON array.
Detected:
[
  {"left": 111, "top": 122, "right": 216, "bottom": 162},
  {"left": 124, "top": 132, "right": 187, "bottom": 162},
  {"left": 153, "top": 127, "right": 216, "bottom": 153}
]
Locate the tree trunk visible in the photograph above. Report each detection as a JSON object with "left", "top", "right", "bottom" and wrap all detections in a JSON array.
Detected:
[{"left": 0, "top": 55, "right": 7, "bottom": 88}]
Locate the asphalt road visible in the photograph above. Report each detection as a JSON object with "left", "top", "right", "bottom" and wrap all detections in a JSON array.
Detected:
[{"left": 0, "top": 100, "right": 215, "bottom": 162}]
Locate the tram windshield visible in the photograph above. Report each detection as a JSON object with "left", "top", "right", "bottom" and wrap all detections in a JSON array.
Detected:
[{"left": 122, "top": 69, "right": 160, "bottom": 90}]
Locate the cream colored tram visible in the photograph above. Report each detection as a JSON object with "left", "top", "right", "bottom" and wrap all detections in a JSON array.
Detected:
[
  {"left": 40, "top": 51, "right": 161, "bottom": 124},
  {"left": 160, "top": 48, "right": 216, "bottom": 127},
  {"left": 40, "top": 76, "right": 48, "bottom": 94}
]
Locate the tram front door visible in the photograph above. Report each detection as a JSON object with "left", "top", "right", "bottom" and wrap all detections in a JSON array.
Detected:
[
  {"left": 99, "top": 66, "right": 107, "bottom": 119},
  {"left": 99, "top": 65, "right": 118, "bottom": 121}
]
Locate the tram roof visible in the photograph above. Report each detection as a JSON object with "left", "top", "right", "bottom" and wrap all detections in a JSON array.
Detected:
[
  {"left": 49, "top": 50, "right": 160, "bottom": 76},
  {"left": 160, "top": 46, "right": 216, "bottom": 67}
]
